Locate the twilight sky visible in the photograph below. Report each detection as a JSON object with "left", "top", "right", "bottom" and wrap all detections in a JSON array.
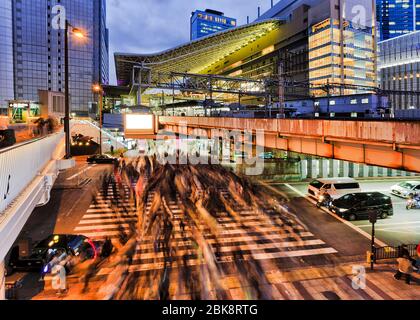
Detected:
[{"left": 106, "top": 0, "right": 276, "bottom": 84}]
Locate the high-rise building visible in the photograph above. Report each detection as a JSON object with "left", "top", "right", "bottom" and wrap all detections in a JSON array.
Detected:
[
  {"left": 377, "top": 0, "right": 420, "bottom": 41},
  {"left": 4, "top": 0, "right": 109, "bottom": 117},
  {"left": 0, "top": 0, "right": 14, "bottom": 112},
  {"left": 379, "top": 31, "right": 420, "bottom": 114},
  {"left": 258, "top": 0, "right": 377, "bottom": 97},
  {"left": 190, "top": 9, "right": 237, "bottom": 40}
]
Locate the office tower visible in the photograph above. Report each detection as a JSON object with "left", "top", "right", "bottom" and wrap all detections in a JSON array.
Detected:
[
  {"left": 191, "top": 9, "right": 237, "bottom": 40},
  {"left": 377, "top": 0, "right": 419, "bottom": 41},
  {"left": 10, "top": 0, "right": 109, "bottom": 116},
  {"left": 0, "top": 0, "right": 15, "bottom": 112}
]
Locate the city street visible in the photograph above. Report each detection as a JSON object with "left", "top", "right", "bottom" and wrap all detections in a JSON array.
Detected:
[
  {"left": 261, "top": 178, "right": 420, "bottom": 246},
  {"left": 6, "top": 156, "right": 419, "bottom": 300},
  {"left": 5, "top": 158, "right": 113, "bottom": 299}
]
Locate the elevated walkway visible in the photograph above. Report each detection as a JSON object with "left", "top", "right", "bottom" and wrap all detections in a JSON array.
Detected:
[
  {"left": 71, "top": 120, "right": 128, "bottom": 152},
  {"left": 0, "top": 131, "right": 73, "bottom": 299}
]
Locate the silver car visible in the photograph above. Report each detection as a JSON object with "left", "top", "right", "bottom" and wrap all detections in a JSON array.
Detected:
[{"left": 390, "top": 181, "right": 420, "bottom": 198}]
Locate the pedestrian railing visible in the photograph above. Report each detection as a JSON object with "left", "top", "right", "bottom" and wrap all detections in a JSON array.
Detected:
[{"left": 374, "top": 244, "right": 418, "bottom": 262}]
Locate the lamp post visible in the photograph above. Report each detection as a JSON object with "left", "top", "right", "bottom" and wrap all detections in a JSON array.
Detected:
[
  {"left": 64, "top": 20, "right": 85, "bottom": 159},
  {"left": 92, "top": 84, "right": 103, "bottom": 154}
]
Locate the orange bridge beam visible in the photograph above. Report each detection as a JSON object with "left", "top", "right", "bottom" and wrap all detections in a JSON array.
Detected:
[{"left": 158, "top": 116, "right": 420, "bottom": 173}]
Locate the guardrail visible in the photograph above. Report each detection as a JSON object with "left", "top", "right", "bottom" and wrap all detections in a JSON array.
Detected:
[
  {"left": 0, "top": 131, "right": 65, "bottom": 215},
  {"left": 374, "top": 244, "right": 418, "bottom": 262}
]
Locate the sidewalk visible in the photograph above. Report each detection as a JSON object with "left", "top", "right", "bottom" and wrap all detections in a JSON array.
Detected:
[{"left": 30, "top": 260, "right": 420, "bottom": 300}]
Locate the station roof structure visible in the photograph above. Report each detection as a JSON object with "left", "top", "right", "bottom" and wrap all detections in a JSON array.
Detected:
[{"left": 114, "top": 19, "right": 282, "bottom": 86}]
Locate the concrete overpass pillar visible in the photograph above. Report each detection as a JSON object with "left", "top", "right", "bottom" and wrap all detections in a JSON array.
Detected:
[
  {"left": 348, "top": 162, "right": 353, "bottom": 178},
  {"left": 307, "top": 158, "right": 318, "bottom": 179},
  {"left": 0, "top": 260, "right": 5, "bottom": 300},
  {"left": 351, "top": 163, "right": 359, "bottom": 178},
  {"left": 364, "top": 165, "right": 370, "bottom": 178},
  {"left": 315, "top": 159, "right": 321, "bottom": 178},
  {"left": 343, "top": 161, "right": 349, "bottom": 177},
  {"left": 301, "top": 160, "right": 308, "bottom": 179},
  {"left": 332, "top": 160, "right": 340, "bottom": 177},
  {"left": 320, "top": 159, "right": 329, "bottom": 178},
  {"left": 328, "top": 160, "right": 333, "bottom": 178}
]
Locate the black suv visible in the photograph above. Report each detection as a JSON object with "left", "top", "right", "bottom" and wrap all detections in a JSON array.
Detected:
[{"left": 330, "top": 192, "right": 393, "bottom": 221}]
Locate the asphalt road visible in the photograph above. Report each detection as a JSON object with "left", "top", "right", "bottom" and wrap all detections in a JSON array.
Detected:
[
  {"left": 5, "top": 157, "right": 113, "bottom": 299},
  {"left": 6, "top": 157, "right": 419, "bottom": 300},
  {"left": 261, "top": 178, "right": 420, "bottom": 247}
]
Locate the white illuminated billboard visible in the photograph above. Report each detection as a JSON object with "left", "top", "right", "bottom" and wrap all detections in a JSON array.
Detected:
[
  {"left": 126, "top": 114, "right": 154, "bottom": 130},
  {"left": 124, "top": 114, "right": 156, "bottom": 137}
]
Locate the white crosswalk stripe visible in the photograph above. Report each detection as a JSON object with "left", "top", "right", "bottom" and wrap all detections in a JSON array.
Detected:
[{"left": 73, "top": 181, "right": 338, "bottom": 273}]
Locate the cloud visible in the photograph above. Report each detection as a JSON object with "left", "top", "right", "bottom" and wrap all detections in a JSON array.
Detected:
[{"left": 106, "top": 0, "right": 273, "bottom": 84}]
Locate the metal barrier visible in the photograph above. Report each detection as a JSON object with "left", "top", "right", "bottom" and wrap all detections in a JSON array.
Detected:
[{"left": 374, "top": 244, "right": 418, "bottom": 262}]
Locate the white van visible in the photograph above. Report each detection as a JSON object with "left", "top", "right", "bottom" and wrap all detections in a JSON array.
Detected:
[{"left": 308, "top": 178, "right": 361, "bottom": 200}]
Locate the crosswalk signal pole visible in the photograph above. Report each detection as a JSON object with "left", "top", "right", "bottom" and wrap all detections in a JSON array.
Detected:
[{"left": 369, "top": 210, "right": 377, "bottom": 271}]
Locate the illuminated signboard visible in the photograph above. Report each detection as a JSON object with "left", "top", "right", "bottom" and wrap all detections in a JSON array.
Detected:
[
  {"left": 124, "top": 114, "right": 156, "bottom": 138},
  {"left": 312, "top": 19, "right": 331, "bottom": 34}
]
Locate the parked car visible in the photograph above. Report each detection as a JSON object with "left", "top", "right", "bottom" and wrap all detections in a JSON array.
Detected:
[
  {"left": 329, "top": 192, "right": 393, "bottom": 221},
  {"left": 8, "top": 234, "right": 100, "bottom": 275},
  {"left": 308, "top": 178, "right": 361, "bottom": 200},
  {"left": 87, "top": 154, "right": 118, "bottom": 164},
  {"left": 390, "top": 181, "right": 420, "bottom": 198}
]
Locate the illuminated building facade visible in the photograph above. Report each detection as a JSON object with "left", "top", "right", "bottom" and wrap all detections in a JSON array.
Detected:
[
  {"left": 379, "top": 31, "right": 420, "bottom": 112},
  {"left": 0, "top": 0, "right": 14, "bottom": 113},
  {"left": 191, "top": 9, "right": 237, "bottom": 40},
  {"left": 1, "top": 0, "right": 109, "bottom": 117},
  {"left": 115, "top": 0, "right": 378, "bottom": 108},
  {"left": 377, "top": 0, "right": 419, "bottom": 41},
  {"left": 309, "top": 18, "right": 376, "bottom": 97}
]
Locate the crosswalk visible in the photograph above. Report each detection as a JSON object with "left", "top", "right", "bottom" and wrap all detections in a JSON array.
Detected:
[{"left": 73, "top": 180, "right": 338, "bottom": 274}]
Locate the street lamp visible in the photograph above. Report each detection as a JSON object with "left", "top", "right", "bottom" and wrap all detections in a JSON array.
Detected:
[
  {"left": 92, "top": 83, "right": 103, "bottom": 155},
  {"left": 64, "top": 20, "right": 85, "bottom": 159}
]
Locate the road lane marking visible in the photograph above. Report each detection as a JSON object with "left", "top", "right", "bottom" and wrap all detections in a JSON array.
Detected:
[
  {"left": 75, "top": 223, "right": 134, "bottom": 231},
  {"left": 356, "top": 221, "right": 420, "bottom": 228},
  {"left": 375, "top": 229, "right": 420, "bottom": 235},
  {"left": 97, "top": 247, "right": 338, "bottom": 275},
  {"left": 282, "top": 183, "right": 388, "bottom": 247},
  {"left": 133, "top": 232, "right": 316, "bottom": 249},
  {"left": 132, "top": 240, "right": 328, "bottom": 260},
  {"left": 66, "top": 164, "right": 97, "bottom": 180},
  {"left": 75, "top": 180, "right": 339, "bottom": 274}
]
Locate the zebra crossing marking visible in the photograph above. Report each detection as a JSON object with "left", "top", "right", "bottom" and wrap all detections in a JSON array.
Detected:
[{"left": 74, "top": 181, "right": 338, "bottom": 272}]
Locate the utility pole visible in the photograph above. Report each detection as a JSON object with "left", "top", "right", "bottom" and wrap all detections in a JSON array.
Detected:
[
  {"left": 64, "top": 20, "right": 71, "bottom": 159},
  {"left": 278, "top": 62, "right": 285, "bottom": 119},
  {"left": 98, "top": 85, "right": 103, "bottom": 155},
  {"left": 326, "top": 79, "right": 331, "bottom": 117},
  {"left": 369, "top": 210, "right": 377, "bottom": 271}
]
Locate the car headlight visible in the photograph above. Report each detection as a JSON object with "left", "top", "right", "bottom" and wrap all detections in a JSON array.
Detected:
[
  {"left": 318, "top": 195, "right": 325, "bottom": 201},
  {"left": 339, "top": 208, "right": 348, "bottom": 213}
]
